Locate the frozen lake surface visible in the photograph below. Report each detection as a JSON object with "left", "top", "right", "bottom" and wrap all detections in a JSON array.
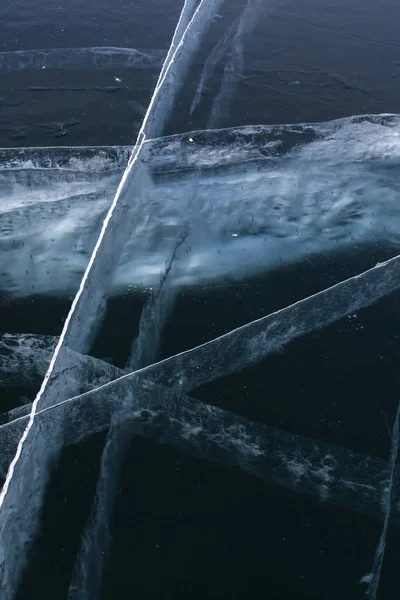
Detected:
[{"left": 1, "top": 1, "right": 400, "bottom": 599}]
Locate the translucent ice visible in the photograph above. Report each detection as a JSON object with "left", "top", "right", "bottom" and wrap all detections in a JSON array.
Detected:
[
  {"left": 0, "top": 0, "right": 230, "bottom": 596},
  {"left": 2, "top": 115, "right": 400, "bottom": 298},
  {"left": 68, "top": 236, "right": 185, "bottom": 600},
  {"left": 0, "top": 0, "right": 399, "bottom": 594},
  {"left": 1, "top": 249, "right": 400, "bottom": 598},
  {"left": 0, "top": 360, "right": 399, "bottom": 530},
  {"left": 362, "top": 401, "right": 400, "bottom": 599},
  {"left": 0, "top": 47, "right": 167, "bottom": 72},
  {"left": 3, "top": 254, "right": 400, "bottom": 400}
]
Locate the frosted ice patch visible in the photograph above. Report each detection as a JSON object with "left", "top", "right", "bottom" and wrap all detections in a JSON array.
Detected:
[
  {"left": 2, "top": 115, "right": 400, "bottom": 298},
  {"left": 0, "top": 47, "right": 167, "bottom": 72}
]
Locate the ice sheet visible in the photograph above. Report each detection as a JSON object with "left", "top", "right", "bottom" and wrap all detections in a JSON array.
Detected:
[
  {"left": 2, "top": 115, "right": 400, "bottom": 298},
  {"left": 361, "top": 401, "right": 400, "bottom": 599},
  {"left": 4, "top": 254, "right": 400, "bottom": 401},
  {"left": 111, "top": 254, "right": 400, "bottom": 393},
  {"left": 205, "top": 0, "right": 268, "bottom": 129},
  {"left": 1, "top": 365, "right": 399, "bottom": 531},
  {"left": 2, "top": 248, "right": 400, "bottom": 598},
  {"left": 0, "top": 2, "right": 231, "bottom": 595},
  {"left": 0, "top": 333, "right": 122, "bottom": 397},
  {"left": 0, "top": 146, "right": 129, "bottom": 296},
  {"left": 0, "top": 47, "right": 167, "bottom": 72},
  {"left": 0, "top": 1, "right": 399, "bottom": 596},
  {"left": 68, "top": 236, "right": 184, "bottom": 599}
]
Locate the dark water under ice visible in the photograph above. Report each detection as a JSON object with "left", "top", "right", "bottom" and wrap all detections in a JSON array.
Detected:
[
  {"left": 2, "top": 0, "right": 400, "bottom": 146},
  {"left": 2, "top": 0, "right": 400, "bottom": 599}
]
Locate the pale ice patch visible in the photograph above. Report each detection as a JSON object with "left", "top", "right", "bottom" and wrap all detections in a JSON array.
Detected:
[
  {"left": 0, "top": 147, "right": 129, "bottom": 295},
  {"left": 0, "top": 47, "right": 167, "bottom": 72},
  {"left": 2, "top": 115, "right": 400, "bottom": 298},
  {"left": 0, "top": 145, "right": 131, "bottom": 172}
]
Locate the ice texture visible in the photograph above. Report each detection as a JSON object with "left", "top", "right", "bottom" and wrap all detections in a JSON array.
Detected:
[
  {"left": 1, "top": 249, "right": 400, "bottom": 503},
  {"left": 0, "top": 47, "right": 167, "bottom": 72},
  {"left": 0, "top": 146, "right": 129, "bottom": 297},
  {"left": 0, "top": 333, "right": 123, "bottom": 397},
  {"left": 3, "top": 254, "right": 400, "bottom": 401},
  {"left": 0, "top": 1, "right": 231, "bottom": 596},
  {"left": 0, "top": 0, "right": 399, "bottom": 596},
  {"left": 68, "top": 235, "right": 184, "bottom": 600},
  {"left": 2, "top": 115, "right": 400, "bottom": 298},
  {"left": 361, "top": 401, "right": 400, "bottom": 599},
  {"left": 206, "top": 0, "right": 267, "bottom": 129},
  {"left": 1, "top": 356, "right": 399, "bottom": 531},
  {"left": 2, "top": 221, "right": 400, "bottom": 598}
]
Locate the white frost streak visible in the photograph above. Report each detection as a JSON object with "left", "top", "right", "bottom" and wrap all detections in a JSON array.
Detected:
[
  {"left": 0, "top": 47, "right": 166, "bottom": 71},
  {"left": 0, "top": 0, "right": 208, "bottom": 510}
]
